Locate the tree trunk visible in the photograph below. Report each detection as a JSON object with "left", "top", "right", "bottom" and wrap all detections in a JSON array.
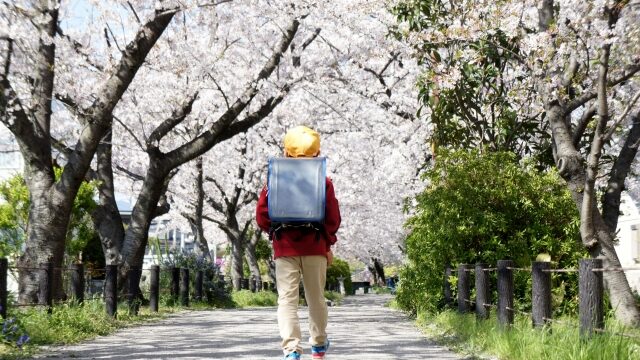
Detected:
[
  {"left": 548, "top": 103, "right": 640, "bottom": 325},
  {"left": 92, "top": 129, "right": 125, "bottom": 266},
  {"left": 245, "top": 234, "right": 262, "bottom": 291},
  {"left": 231, "top": 240, "right": 245, "bottom": 291},
  {"left": 191, "top": 157, "right": 212, "bottom": 260},
  {"left": 372, "top": 258, "right": 386, "bottom": 286},
  {"left": 120, "top": 160, "right": 171, "bottom": 277},
  {"left": 18, "top": 176, "right": 71, "bottom": 303}
]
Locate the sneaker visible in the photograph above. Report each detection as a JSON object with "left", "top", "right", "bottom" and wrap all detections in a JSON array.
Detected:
[
  {"left": 283, "top": 351, "right": 301, "bottom": 360},
  {"left": 311, "top": 340, "right": 330, "bottom": 359}
]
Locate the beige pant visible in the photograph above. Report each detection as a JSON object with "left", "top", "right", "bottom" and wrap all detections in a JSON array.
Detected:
[{"left": 275, "top": 256, "right": 328, "bottom": 354}]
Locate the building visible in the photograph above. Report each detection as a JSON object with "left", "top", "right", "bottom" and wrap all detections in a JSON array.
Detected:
[{"left": 614, "top": 193, "right": 640, "bottom": 293}]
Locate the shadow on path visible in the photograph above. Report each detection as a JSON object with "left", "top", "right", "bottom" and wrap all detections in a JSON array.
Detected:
[{"left": 33, "top": 294, "right": 463, "bottom": 359}]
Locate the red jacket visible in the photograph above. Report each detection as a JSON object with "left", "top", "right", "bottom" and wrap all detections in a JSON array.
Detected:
[{"left": 256, "top": 177, "right": 341, "bottom": 258}]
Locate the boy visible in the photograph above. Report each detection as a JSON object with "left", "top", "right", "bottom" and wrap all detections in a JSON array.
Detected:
[{"left": 256, "top": 126, "right": 341, "bottom": 360}]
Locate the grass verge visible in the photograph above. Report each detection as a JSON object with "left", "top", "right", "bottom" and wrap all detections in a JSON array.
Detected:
[
  {"left": 416, "top": 309, "right": 640, "bottom": 360},
  {"left": 0, "top": 295, "right": 228, "bottom": 359}
]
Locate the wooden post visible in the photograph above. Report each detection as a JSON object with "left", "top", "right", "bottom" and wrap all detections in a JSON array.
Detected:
[
  {"left": 70, "top": 263, "right": 85, "bottom": 304},
  {"left": 180, "top": 268, "right": 189, "bottom": 307},
  {"left": 457, "top": 264, "right": 471, "bottom": 313},
  {"left": 579, "top": 259, "right": 604, "bottom": 337},
  {"left": 128, "top": 266, "right": 141, "bottom": 315},
  {"left": 0, "top": 258, "right": 7, "bottom": 319},
  {"left": 195, "top": 270, "right": 203, "bottom": 301},
  {"left": 497, "top": 260, "right": 514, "bottom": 328},
  {"left": 241, "top": 278, "right": 249, "bottom": 290},
  {"left": 171, "top": 267, "right": 180, "bottom": 299},
  {"left": 105, "top": 265, "right": 118, "bottom": 318},
  {"left": 444, "top": 264, "right": 453, "bottom": 307},
  {"left": 475, "top": 263, "right": 489, "bottom": 320},
  {"left": 249, "top": 276, "right": 257, "bottom": 293},
  {"left": 532, "top": 261, "right": 552, "bottom": 328},
  {"left": 150, "top": 265, "right": 159, "bottom": 312},
  {"left": 39, "top": 262, "right": 53, "bottom": 313}
]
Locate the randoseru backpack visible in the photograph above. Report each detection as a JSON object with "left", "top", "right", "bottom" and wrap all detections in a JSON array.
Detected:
[{"left": 267, "top": 157, "right": 326, "bottom": 241}]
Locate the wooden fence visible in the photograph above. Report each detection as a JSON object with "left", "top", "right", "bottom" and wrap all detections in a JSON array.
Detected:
[
  {"left": 0, "top": 258, "right": 274, "bottom": 319},
  {"left": 446, "top": 258, "right": 640, "bottom": 339}
]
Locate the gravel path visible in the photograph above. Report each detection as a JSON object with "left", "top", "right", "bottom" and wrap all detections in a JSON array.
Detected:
[{"left": 33, "top": 294, "right": 463, "bottom": 359}]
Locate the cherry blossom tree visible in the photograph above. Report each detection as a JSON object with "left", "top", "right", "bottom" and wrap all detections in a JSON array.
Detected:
[
  {"left": 394, "top": 0, "right": 640, "bottom": 325},
  {"left": 0, "top": 0, "right": 182, "bottom": 302}
]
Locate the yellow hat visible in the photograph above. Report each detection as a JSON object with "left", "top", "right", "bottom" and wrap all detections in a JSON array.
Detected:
[{"left": 284, "top": 126, "right": 320, "bottom": 157}]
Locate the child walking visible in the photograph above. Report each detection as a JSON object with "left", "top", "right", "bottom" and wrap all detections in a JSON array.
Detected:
[{"left": 256, "top": 126, "right": 341, "bottom": 359}]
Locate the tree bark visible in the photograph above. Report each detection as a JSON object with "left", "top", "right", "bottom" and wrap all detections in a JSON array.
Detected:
[
  {"left": 190, "top": 157, "right": 212, "bottom": 260},
  {"left": 245, "top": 230, "right": 262, "bottom": 291},
  {"left": 92, "top": 129, "right": 125, "bottom": 266}
]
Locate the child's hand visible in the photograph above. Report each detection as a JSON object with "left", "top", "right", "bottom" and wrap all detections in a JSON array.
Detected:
[{"left": 326, "top": 250, "right": 334, "bottom": 267}]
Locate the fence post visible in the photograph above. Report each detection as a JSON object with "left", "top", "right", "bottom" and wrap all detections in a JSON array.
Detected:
[
  {"left": 70, "top": 263, "right": 85, "bottom": 304},
  {"left": 497, "top": 260, "right": 514, "bottom": 328},
  {"left": 0, "top": 258, "right": 7, "bottom": 319},
  {"left": 150, "top": 265, "right": 159, "bottom": 312},
  {"left": 128, "top": 266, "right": 141, "bottom": 316},
  {"left": 39, "top": 262, "right": 53, "bottom": 314},
  {"left": 180, "top": 268, "right": 189, "bottom": 307},
  {"left": 241, "top": 278, "right": 249, "bottom": 290},
  {"left": 475, "top": 263, "right": 489, "bottom": 320},
  {"left": 579, "top": 258, "right": 604, "bottom": 337},
  {"left": 457, "top": 264, "right": 472, "bottom": 313},
  {"left": 105, "top": 264, "right": 118, "bottom": 318},
  {"left": 195, "top": 270, "right": 203, "bottom": 301},
  {"left": 532, "top": 261, "right": 552, "bottom": 328},
  {"left": 171, "top": 267, "right": 180, "bottom": 300},
  {"left": 444, "top": 264, "right": 453, "bottom": 307},
  {"left": 250, "top": 276, "right": 257, "bottom": 293}
]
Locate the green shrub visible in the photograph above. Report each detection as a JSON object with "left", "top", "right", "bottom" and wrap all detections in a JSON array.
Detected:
[
  {"left": 324, "top": 290, "right": 344, "bottom": 305},
  {"left": 326, "top": 258, "right": 352, "bottom": 295},
  {"left": 231, "top": 290, "right": 278, "bottom": 307},
  {"left": 398, "top": 150, "right": 585, "bottom": 314}
]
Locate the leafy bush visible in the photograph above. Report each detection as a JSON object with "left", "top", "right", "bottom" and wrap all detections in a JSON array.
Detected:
[
  {"left": 326, "top": 258, "right": 352, "bottom": 295},
  {"left": 397, "top": 150, "right": 585, "bottom": 314},
  {"left": 231, "top": 290, "right": 278, "bottom": 307},
  {"left": 324, "top": 290, "right": 344, "bottom": 305}
]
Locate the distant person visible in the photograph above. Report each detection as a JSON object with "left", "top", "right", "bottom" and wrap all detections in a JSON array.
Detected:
[{"left": 256, "top": 126, "right": 341, "bottom": 360}]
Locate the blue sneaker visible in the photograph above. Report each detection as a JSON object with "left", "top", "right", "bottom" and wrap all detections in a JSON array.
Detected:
[
  {"left": 283, "top": 351, "right": 301, "bottom": 360},
  {"left": 311, "top": 340, "right": 330, "bottom": 359}
]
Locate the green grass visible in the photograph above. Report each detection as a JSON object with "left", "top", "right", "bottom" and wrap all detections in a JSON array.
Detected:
[
  {"left": 0, "top": 299, "right": 181, "bottom": 359},
  {"left": 416, "top": 309, "right": 640, "bottom": 360},
  {"left": 324, "top": 290, "right": 344, "bottom": 305},
  {"left": 231, "top": 290, "right": 279, "bottom": 307}
]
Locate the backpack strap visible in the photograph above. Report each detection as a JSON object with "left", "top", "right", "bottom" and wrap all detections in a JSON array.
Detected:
[{"left": 269, "top": 222, "right": 324, "bottom": 242}]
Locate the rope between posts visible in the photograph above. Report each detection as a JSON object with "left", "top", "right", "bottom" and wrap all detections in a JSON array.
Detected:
[
  {"left": 542, "top": 317, "right": 578, "bottom": 328},
  {"left": 483, "top": 303, "right": 497, "bottom": 308},
  {"left": 593, "top": 328, "right": 640, "bottom": 340},
  {"left": 483, "top": 268, "right": 497, "bottom": 271},
  {"left": 541, "top": 269, "right": 578, "bottom": 273},
  {"left": 506, "top": 267, "right": 531, "bottom": 272},
  {"left": 591, "top": 267, "right": 640, "bottom": 272},
  {"left": 505, "top": 306, "right": 532, "bottom": 317}
]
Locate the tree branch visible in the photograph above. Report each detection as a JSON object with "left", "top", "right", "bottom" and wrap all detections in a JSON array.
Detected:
[
  {"left": 565, "top": 62, "right": 640, "bottom": 115},
  {"left": 163, "top": 18, "right": 300, "bottom": 168},
  {"left": 602, "top": 109, "right": 640, "bottom": 231},
  {"left": 147, "top": 92, "right": 199, "bottom": 150},
  {"left": 603, "top": 89, "right": 640, "bottom": 142},
  {"left": 58, "top": 7, "right": 179, "bottom": 194},
  {"left": 572, "top": 104, "right": 597, "bottom": 148}
]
